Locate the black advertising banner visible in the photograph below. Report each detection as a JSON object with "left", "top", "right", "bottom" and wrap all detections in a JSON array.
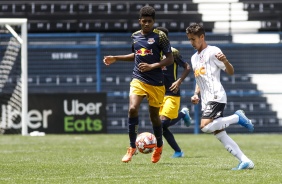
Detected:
[{"left": 28, "top": 93, "right": 107, "bottom": 134}]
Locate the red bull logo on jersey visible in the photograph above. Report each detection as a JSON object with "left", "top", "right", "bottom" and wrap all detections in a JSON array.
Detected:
[
  {"left": 194, "top": 66, "right": 206, "bottom": 77},
  {"left": 135, "top": 48, "right": 153, "bottom": 56},
  {"left": 148, "top": 38, "right": 155, "bottom": 44}
]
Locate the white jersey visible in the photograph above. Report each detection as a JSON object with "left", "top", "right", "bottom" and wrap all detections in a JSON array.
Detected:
[{"left": 191, "top": 45, "right": 227, "bottom": 110}]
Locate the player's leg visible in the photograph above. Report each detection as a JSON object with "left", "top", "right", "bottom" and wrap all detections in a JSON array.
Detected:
[
  {"left": 160, "top": 96, "right": 183, "bottom": 126},
  {"left": 122, "top": 79, "right": 145, "bottom": 163},
  {"left": 147, "top": 83, "right": 165, "bottom": 163},
  {"left": 149, "top": 105, "right": 162, "bottom": 146},
  {"left": 200, "top": 102, "right": 254, "bottom": 170},
  {"left": 170, "top": 107, "right": 192, "bottom": 127},
  {"left": 201, "top": 102, "right": 254, "bottom": 133},
  {"left": 162, "top": 122, "right": 183, "bottom": 158},
  {"left": 160, "top": 96, "right": 183, "bottom": 157},
  {"left": 128, "top": 94, "right": 144, "bottom": 147},
  {"left": 235, "top": 110, "right": 254, "bottom": 132},
  {"left": 200, "top": 102, "right": 238, "bottom": 133},
  {"left": 149, "top": 105, "right": 163, "bottom": 163},
  {"left": 162, "top": 96, "right": 191, "bottom": 127},
  {"left": 202, "top": 113, "right": 253, "bottom": 133},
  {"left": 215, "top": 130, "right": 254, "bottom": 170}
]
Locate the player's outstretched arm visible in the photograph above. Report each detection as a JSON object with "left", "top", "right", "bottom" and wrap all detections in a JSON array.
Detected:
[{"left": 103, "top": 53, "right": 135, "bottom": 66}]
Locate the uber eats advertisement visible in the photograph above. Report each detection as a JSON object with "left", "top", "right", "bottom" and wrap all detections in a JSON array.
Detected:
[{"left": 27, "top": 93, "right": 107, "bottom": 134}]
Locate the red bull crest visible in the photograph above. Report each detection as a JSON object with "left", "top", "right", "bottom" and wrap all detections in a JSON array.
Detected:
[
  {"left": 135, "top": 48, "right": 153, "bottom": 56},
  {"left": 147, "top": 38, "right": 155, "bottom": 44}
]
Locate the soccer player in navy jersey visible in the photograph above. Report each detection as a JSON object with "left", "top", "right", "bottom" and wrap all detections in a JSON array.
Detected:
[
  {"left": 103, "top": 6, "right": 173, "bottom": 163},
  {"left": 155, "top": 27, "right": 192, "bottom": 158},
  {"left": 187, "top": 23, "right": 254, "bottom": 170}
]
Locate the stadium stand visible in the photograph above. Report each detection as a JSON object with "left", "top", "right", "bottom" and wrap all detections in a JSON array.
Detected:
[
  {"left": 239, "top": 0, "right": 282, "bottom": 32},
  {"left": 1, "top": 0, "right": 281, "bottom": 33}
]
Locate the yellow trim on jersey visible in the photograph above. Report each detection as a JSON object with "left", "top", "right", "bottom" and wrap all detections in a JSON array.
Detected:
[
  {"left": 173, "top": 62, "right": 177, "bottom": 80},
  {"left": 172, "top": 47, "right": 178, "bottom": 80}
]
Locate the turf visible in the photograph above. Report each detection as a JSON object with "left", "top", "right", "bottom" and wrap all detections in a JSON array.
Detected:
[{"left": 0, "top": 134, "right": 281, "bottom": 184}]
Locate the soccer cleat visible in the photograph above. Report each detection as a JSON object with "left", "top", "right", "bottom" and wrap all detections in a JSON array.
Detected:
[
  {"left": 171, "top": 151, "right": 184, "bottom": 158},
  {"left": 151, "top": 145, "right": 163, "bottom": 163},
  {"left": 181, "top": 107, "right": 192, "bottom": 127},
  {"left": 232, "top": 160, "right": 255, "bottom": 170},
  {"left": 235, "top": 110, "right": 254, "bottom": 132},
  {"left": 122, "top": 147, "right": 137, "bottom": 163}
]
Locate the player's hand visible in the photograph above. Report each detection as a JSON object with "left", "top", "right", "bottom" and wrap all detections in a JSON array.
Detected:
[
  {"left": 191, "top": 95, "right": 200, "bottom": 104},
  {"left": 169, "top": 81, "right": 180, "bottom": 94},
  {"left": 138, "top": 62, "right": 153, "bottom": 72},
  {"left": 215, "top": 52, "right": 228, "bottom": 63},
  {"left": 103, "top": 56, "right": 116, "bottom": 66}
]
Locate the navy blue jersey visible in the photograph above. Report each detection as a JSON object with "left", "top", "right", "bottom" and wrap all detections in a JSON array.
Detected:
[
  {"left": 131, "top": 29, "right": 172, "bottom": 86},
  {"left": 162, "top": 47, "right": 187, "bottom": 96}
]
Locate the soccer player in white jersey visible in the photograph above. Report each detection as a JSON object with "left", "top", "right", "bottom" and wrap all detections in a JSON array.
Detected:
[{"left": 186, "top": 23, "right": 255, "bottom": 170}]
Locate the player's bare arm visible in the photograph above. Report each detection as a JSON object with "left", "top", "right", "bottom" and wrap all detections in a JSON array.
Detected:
[
  {"left": 138, "top": 52, "right": 173, "bottom": 72},
  {"left": 103, "top": 53, "right": 135, "bottom": 66},
  {"left": 169, "top": 62, "right": 191, "bottom": 93},
  {"left": 191, "top": 84, "right": 200, "bottom": 104},
  {"left": 215, "top": 52, "right": 234, "bottom": 75}
]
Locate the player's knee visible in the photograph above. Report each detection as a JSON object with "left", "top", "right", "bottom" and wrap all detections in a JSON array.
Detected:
[
  {"left": 161, "top": 119, "right": 170, "bottom": 128},
  {"left": 201, "top": 125, "right": 213, "bottom": 133},
  {"left": 150, "top": 117, "right": 161, "bottom": 126},
  {"left": 128, "top": 106, "right": 138, "bottom": 116}
]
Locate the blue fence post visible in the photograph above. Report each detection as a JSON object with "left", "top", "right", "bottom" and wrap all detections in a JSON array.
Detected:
[
  {"left": 193, "top": 80, "right": 200, "bottom": 134},
  {"left": 96, "top": 34, "right": 101, "bottom": 92},
  {"left": 194, "top": 104, "right": 200, "bottom": 134}
]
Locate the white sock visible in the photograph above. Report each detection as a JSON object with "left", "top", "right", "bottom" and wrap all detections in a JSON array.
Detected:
[
  {"left": 201, "top": 114, "right": 239, "bottom": 133},
  {"left": 215, "top": 131, "right": 249, "bottom": 162}
]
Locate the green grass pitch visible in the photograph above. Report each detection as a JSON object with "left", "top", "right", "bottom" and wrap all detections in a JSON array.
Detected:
[{"left": 0, "top": 134, "right": 281, "bottom": 184}]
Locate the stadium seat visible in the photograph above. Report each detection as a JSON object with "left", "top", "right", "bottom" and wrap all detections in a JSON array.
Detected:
[
  {"left": 29, "top": 21, "right": 50, "bottom": 32},
  {"left": 111, "top": 3, "right": 127, "bottom": 12},
  {"left": 167, "top": 3, "right": 183, "bottom": 12},
  {"left": 129, "top": 3, "right": 149, "bottom": 12},
  {"left": 14, "top": 4, "right": 31, "bottom": 14},
  {"left": 34, "top": 4, "right": 52, "bottom": 13},
  {"left": 77, "top": 3, "right": 89, "bottom": 13},
  {"left": 0, "top": 4, "right": 13, "bottom": 13},
  {"left": 92, "top": 3, "right": 108, "bottom": 13},
  {"left": 53, "top": 3, "right": 74, "bottom": 14}
]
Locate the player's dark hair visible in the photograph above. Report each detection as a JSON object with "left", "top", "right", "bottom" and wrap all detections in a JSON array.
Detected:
[
  {"left": 186, "top": 23, "right": 205, "bottom": 37},
  {"left": 139, "top": 6, "right": 155, "bottom": 20},
  {"left": 156, "top": 27, "right": 169, "bottom": 36}
]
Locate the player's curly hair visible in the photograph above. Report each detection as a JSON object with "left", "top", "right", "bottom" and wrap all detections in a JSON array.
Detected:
[
  {"left": 139, "top": 6, "right": 155, "bottom": 20},
  {"left": 186, "top": 23, "right": 205, "bottom": 37},
  {"left": 156, "top": 27, "right": 169, "bottom": 36}
]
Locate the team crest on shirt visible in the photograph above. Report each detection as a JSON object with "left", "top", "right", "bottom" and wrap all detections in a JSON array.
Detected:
[
  {"left": 147, "top": 38, "right": 155, "bottom": 44},
  {"left": 199, "top": 55, "right": 205, "bottom": 63}
]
